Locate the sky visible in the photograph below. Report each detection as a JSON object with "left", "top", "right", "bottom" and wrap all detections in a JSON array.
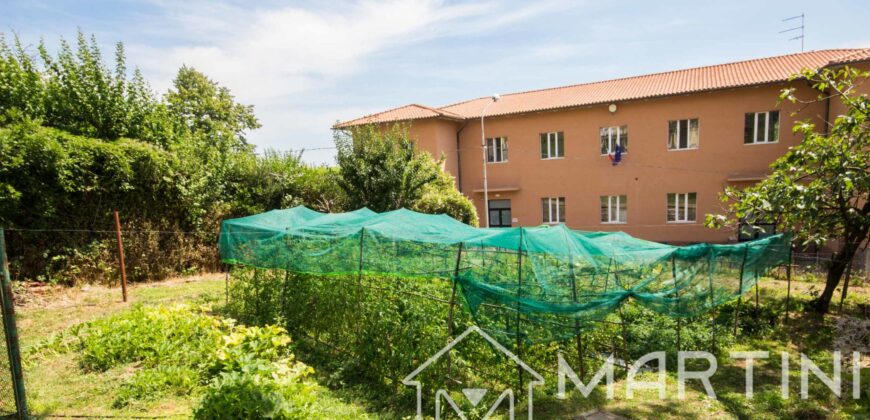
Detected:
[{"left": 3, "top": 0, "right": 869, "bottom": 164}]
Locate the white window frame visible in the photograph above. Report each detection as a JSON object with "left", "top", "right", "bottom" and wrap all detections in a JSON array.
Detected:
[
  {"left": 667, "top": 192, "right": 697, "bottom": 223},
  {"left": 601, "top": 195, "right": 627, "bottom": 224},
  {"left": 486, "top": 137, "right": 508, "bottom": 163},
  {"left": 600, "top": 126, "right": 627, "bottom": 155},
  {"left": 746, "top": 111, "right": 779, "bottom": 144},
  {"left": 542, "top": 197, "right": 565, "bottom": 224},
  {"left": 667, "top": 119, "right": 700, "bottom": 151},
  {"left": 541, "top": 132, "right": 564, "bottom": 160}
]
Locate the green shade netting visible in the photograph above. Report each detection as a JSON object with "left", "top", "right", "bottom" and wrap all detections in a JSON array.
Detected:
[{"left": 219, "top": 206, "right": 791, "bottom": 344}]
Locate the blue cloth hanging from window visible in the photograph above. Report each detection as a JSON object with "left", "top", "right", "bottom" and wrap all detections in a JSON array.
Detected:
[{"left": 610, "top": 144, "right": 622, "bottom": 166}]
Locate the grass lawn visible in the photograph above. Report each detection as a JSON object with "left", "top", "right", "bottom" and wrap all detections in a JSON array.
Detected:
[{"left": 14, "top": 271, "right": 869, "bottom": 419}]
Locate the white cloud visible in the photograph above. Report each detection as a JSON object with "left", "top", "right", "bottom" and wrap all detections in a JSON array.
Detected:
[{"left": 124, "top": 0, "right": 572, "bottom": 162}]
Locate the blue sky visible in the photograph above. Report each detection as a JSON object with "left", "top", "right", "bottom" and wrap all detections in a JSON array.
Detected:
[{"left": 3, "top": 0, "right": 869, "bottom": 164}]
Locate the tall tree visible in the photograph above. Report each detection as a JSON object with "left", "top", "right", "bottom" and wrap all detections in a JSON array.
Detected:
[
  {"left": 165, "top": 66, "right": 260, "bottom": 153},
  {"left": 334, "top": 124, "right": 440, "bottom": 212},
  {"left": 706, "top": 67, "right": 870, "bottom": 313}
]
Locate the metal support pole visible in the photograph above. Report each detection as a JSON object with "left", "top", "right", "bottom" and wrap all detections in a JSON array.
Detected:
[
  {"left": 225, "top": 268, "right": 229, "bottom": 306},
  {"left": 447, "top": 242, "right": 463, "bottom": 377},
  {"left": 734, "top": 246, "right": 749, "bottom": 336},
  {"left": 566, "top": 236, "right": 585, "bottom": 379},
  {"left": 754, "top": 271, "right": 760, "bottom": 316},
  {"left": 785, "top": 247, "right": 793, "bottom": 323},
  {"left": 0, "top": 229, "right": 27, "bottom": 418},
  {"left": 516, "top": 229, "right": 524, "bottom": 392},
  {"left": 113, "top": 211, "right": 128, "bottom": 302},
  {"left": 708, "top": 251, "right": 716, "bottom": 353},
  {"left": 673, "top": 255, "right": 681, "bottom": 352}
]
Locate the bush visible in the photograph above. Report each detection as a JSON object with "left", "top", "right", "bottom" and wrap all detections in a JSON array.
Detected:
[
  {"left": 194, "top": 360, "right": 316, "bottom": 419},
  {"left": 62, "top": 303, "right": 318, "bottom": 412},
  {"left": 75, "top": 304, "right": 225, "bottom": 372}
]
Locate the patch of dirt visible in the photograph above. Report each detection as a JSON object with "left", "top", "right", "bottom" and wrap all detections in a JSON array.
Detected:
[
  {"left": 833, "top": 316, "right": 870, "bottom": 367},
  {"left": 14, "top": 273, "right": 222, "bottom": 309}
]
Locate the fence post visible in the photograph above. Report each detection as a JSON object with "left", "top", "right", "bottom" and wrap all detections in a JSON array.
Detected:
[
  {"left": 113, "top": 211, "right": 128, "bottom": 302},
  {"left": 733, "top": 246, "right": 748, "bottom": 336},
  {"left": 784, "top": 247, "right": 793, "bottom": 323},
  {"left": 446, "top": 242, "right": 463, "bottom": 378},
  {"left": 566, "top": 233, "right": 584, "bottom": 379},
  {"left": 673, "top": 255, "right": 681, "bottom": 352},
  {"left": 515, "top": 229, "right": 524, "bottom": 392},
  {"left": 0, "top": 229, "right": 27, "bottom": 419}
]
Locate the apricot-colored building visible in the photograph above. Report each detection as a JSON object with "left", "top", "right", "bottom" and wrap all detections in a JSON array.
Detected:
[{"left": 336, "top": 49, "right": 870, "bottom": 244}]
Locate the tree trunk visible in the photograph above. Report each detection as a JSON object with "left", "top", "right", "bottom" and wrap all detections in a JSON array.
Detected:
[{"left": 811, "top": 235, "right": 865, "bottom": 313}]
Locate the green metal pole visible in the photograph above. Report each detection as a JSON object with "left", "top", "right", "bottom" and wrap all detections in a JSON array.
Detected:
[
  {"left": 0, "top": 229, "right": 27, "bottom": 419},
  {"left": 516, "top": 229, "right": 524, "bottom": 392},
  {"left": 734, "top": 246, "right": 749, "bottom": 336}
]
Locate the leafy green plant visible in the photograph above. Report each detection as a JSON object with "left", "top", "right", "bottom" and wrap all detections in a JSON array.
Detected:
[
  {"left": 194, "top": 359, "right": 316, "bottom": 419},
  {"left": 75, "top": 304, "right": 224, "bottom": 372},
  {"left": 113, "top": 365, "right": 199, "bottom": 408}
]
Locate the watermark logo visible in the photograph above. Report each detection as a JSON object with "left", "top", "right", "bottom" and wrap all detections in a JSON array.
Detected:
[{"left": 403, "top": 326, "right": 545, "bottom": 419}]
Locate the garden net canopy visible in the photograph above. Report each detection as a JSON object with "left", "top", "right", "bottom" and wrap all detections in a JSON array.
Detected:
[{"left": 220, "top": 206, "right": 791, "bottom": 344}]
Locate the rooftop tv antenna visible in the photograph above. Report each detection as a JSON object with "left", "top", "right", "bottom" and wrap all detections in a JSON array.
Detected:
[{"left": 780, "top": 13, "right": 805, "bottom": 52}]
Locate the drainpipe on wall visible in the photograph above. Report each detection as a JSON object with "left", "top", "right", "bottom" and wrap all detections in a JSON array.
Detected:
[{"left": 455, "top": 120, "right": 469, "bottom": 193}]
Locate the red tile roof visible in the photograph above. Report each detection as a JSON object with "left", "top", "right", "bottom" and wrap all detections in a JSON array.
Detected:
[
  {"left": 334, "top": 104, "right": 464, "bottom": 128},
  {"left": 335, "top": 49, "right": 870, "bottom": 127}
]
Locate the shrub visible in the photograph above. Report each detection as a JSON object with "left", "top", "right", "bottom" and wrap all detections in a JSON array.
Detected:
[
  {"left": 194, "top": 360, "right": 316, "bottom": 419},
  {"left": 75, "top": 304, "right": 224, "bottom": 372},
  {"left": 58, "top": 303, "right": 324, "bottom": 413}
]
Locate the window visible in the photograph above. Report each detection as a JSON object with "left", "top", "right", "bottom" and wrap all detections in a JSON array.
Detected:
[
  {"left": 486, "top": 137, "right": 508, "bottom": 163},
  {"left": 744, "top": 111, "right": 779, "bottom": 144},
  {"left": 667, "top": 119, "right": 699, "bottom": 150},
  {"left": 600, "top": 195, "right": 627, "bottom": 223},
  {"left": 600, "top": 126, "right": 628, "bottom": 155},
  {"left": 488, "top": 199, "right": 512, "bottom": 228},
  {"left": 667, "top": 192, "right": 697, "bottom": 222},
  {"left": 540, "top": 132, "right": 564, "bottom": 159},
  {"left": 542, "top": 197, "right": 565, "bottom": 224}
]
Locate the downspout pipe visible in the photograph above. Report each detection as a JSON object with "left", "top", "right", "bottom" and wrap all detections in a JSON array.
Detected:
[{"left": 455, "top": 120, "right": 469, "bottom": 193}]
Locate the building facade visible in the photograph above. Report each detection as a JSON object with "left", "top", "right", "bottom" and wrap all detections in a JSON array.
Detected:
[{"left": 336, "top": 49, "right": 870, "bottom": 244}]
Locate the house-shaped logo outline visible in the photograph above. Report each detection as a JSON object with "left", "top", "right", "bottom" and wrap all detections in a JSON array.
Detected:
[{"left": 402, "top": 325, "right": 545, "bottom": 420}]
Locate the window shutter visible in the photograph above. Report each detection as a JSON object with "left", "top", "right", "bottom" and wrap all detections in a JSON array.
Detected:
[
  {"left": 744, "top": 113, "right": 754, "bottom": 143},
  {"left": 768, "top": 111, "right": 779, "bottom": 142}
]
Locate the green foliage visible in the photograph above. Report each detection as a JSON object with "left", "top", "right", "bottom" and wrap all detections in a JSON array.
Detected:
[
  {"left": 335, "top": 123, "right": 478, "bottom": 225},
  {"left": 194, "top": 360, "right": 316, "bottom": 419},
  {"left": 335, "top": 124, "right": 439, "bottom": 211},
  {"left": 412, "top": 166, "right": 479, "bottom": 226},
  {"left": 113, "top": 365, "right": 200, "bottom": 408},
  {"left": 226, "top": 268, "right": 740, "bottom": 413},
  {"left": 55, "top": 303, "right": 323, "bottom": 414},
  {"left": 166, "top": 65, "right": 260, "bottom": 153},
  {"left": 75, "top": 304, "right": 224, "bottom": 372},
  {"left": 707, "top": 67, "right": 870, "bottom": 312},
  {"left": 0, "top": 31, "right": 174, "bottom": 144}
]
